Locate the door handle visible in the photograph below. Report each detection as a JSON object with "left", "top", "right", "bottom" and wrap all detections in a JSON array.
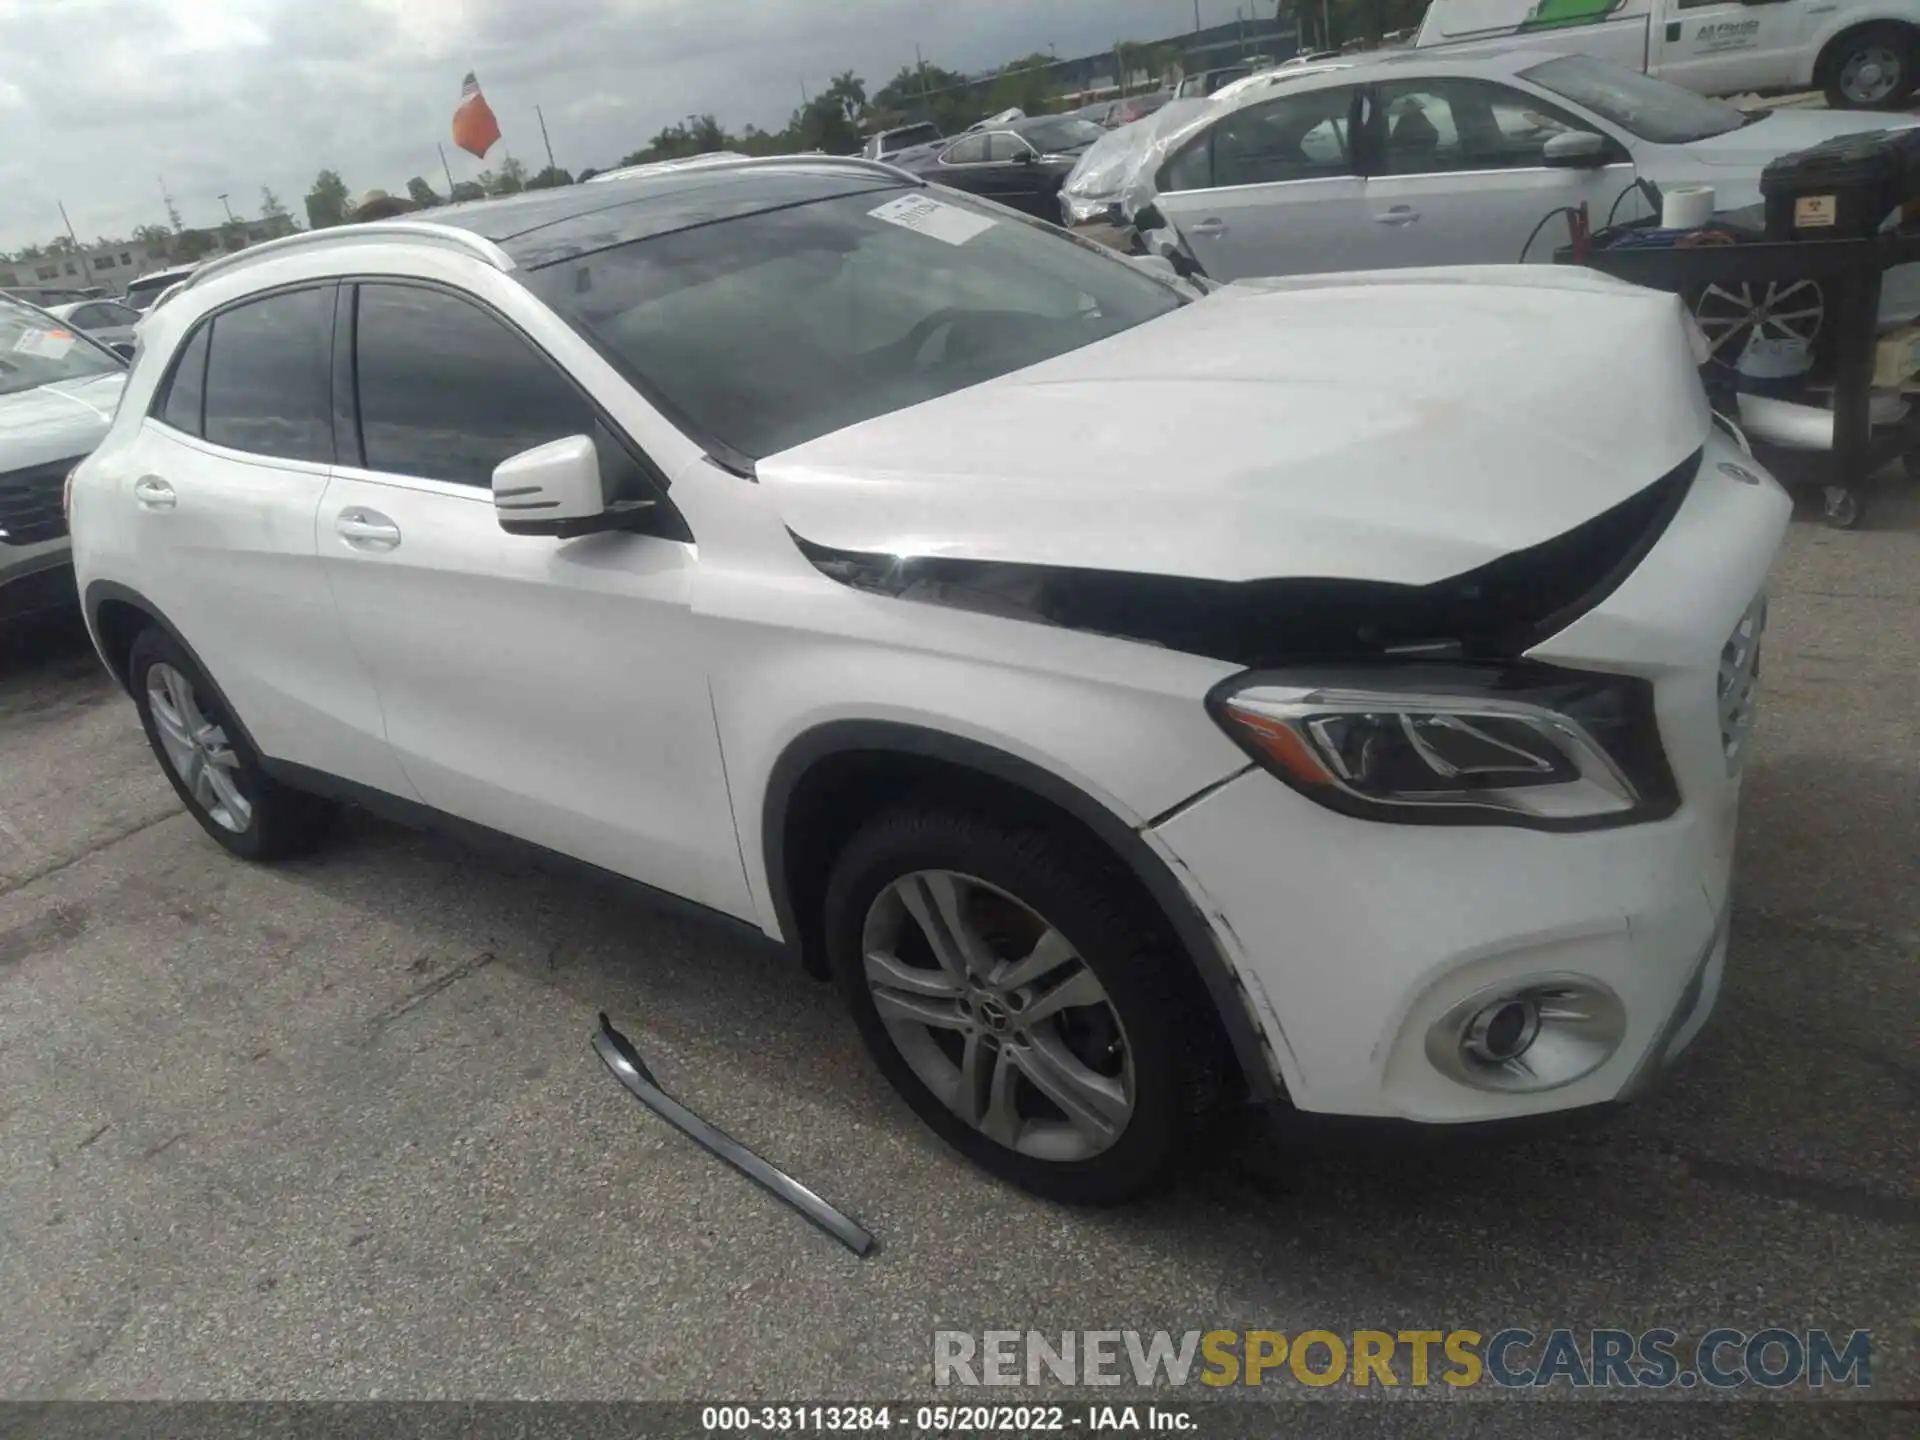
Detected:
[
  {"left": 1374, "top": 206, "right": 1420, "bottom": 226},
  {"left": 133, "top": 475, "right": 176, "bottom": 511},
  {"left": 1188, "top": 218, "right": 1228, "bottom": 237},
  {"left": 336, "top": 508, "right": 401, "bottom": 550}
]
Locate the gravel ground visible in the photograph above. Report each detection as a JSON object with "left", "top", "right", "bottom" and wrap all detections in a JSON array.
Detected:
[{"left": 0, "top": 487, "right": 1914, "bottom": 1433}]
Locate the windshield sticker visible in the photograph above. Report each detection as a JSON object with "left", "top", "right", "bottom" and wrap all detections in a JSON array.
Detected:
[
  {"left": 12, "top": 327, "right": 77, "bottom": 359},
  {"left": 869, "top": 195, "right": 997, "bottom": 246}
]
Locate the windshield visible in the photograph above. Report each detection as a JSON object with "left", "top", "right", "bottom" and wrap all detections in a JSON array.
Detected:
[
  {"left": 535, "top": 185, "right": 1184, "bottom": 460},
  {"left": 1019, "top": 118, "right": 1106, "bottom": 154},
  {"left": 881, "top": 125, "right": 940, "bottom": 153},
  {"left": 125, "top": 272, "right": 186, "bottom": 311},
  {"left": 0, "top": 296, "right": 123, "bottom": 395},
  {"left": 1520, "top": 54, "right": 1745, "bottom": 144}
]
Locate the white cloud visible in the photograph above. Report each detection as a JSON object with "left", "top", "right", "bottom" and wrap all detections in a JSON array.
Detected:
[{"left": 0, "top": 0, "right": 1258, "bottom": 252}]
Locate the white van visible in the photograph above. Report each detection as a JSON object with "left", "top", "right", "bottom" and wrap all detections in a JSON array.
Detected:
[{"left": 1413, "top": 0, "right": 1920, "bottom": 107}]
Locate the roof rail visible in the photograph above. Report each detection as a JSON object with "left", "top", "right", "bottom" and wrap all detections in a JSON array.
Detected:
[
  {"left": 177, "top": 221, "right": 516, "bottom": 296},
  {"left": 733, "top": 152, "right": 923, "bottom": 185},
  {"left": 589, "top": 151, "right": 920, "bottom": 187}
]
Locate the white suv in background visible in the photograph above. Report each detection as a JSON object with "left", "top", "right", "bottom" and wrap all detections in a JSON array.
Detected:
[{"left": 70, "top": 158, "right": 1786, "bottom": 1203}]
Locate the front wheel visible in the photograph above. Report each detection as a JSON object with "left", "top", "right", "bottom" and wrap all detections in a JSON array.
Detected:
[
  {"left": 1824, "top": 26, "right": 1916, "bottom": 109},
  {"left": 823, "top": 806, "right": 1232, "bottom": 1204},
  {"left": 129, "top": 627, "right": 337, "bottom": 859}
]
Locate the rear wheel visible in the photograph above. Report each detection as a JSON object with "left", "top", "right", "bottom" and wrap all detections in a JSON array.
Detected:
[
  {"left": 823, "top": 805, "right": 1231, "bottom": 1204},
  {"left": 1823, "top": 25, "right": 1916, "bottom": 109},
  {"left": 129, "top": 627, "right": 337, "bottom": 859}
]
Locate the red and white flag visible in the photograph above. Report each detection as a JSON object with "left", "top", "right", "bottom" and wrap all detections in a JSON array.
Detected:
[{"left": 452, "top": 72, "right": 501, "bottom": 159}]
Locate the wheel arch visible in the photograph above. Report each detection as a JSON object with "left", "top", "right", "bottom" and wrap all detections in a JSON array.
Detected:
[
  {"left": 1813, "top": 18, "right": 1918, "bottom": 89},
  {"left": 84, "top": 579, "right": 268, "bottom": 760},
  {"left": 761, "top": 718, "right": 1279, "bottom": 1100}
]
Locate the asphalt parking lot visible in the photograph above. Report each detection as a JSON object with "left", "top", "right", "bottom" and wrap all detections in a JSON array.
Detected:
[{"left": 1, "top": 491, "right": 1915, "bottom": 1430}]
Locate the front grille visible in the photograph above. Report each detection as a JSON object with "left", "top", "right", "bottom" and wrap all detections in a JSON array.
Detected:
[
  {"left": 0, "top": 457, "right": 78, "bottom": 547},
  {"left": 1719, "top": 593, "right": 1766, "bottom": 769}
]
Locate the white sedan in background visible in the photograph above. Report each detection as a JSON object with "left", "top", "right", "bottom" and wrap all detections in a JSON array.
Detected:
[
  {"left": 1129, "top": 50, "right": 1918, "bottom": 299},
  {"left": 45, "top": 298, "right": 142, "bottom": 356}
]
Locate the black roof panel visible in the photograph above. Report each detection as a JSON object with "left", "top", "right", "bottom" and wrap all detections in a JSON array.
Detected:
[{"left": 429, "top": 163, "right": 914, "bottom": 268}]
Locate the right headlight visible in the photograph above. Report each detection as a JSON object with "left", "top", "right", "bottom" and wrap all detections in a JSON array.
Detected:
[{"left": 1208, "top": 664, "right": 1678, "bottom": 831}]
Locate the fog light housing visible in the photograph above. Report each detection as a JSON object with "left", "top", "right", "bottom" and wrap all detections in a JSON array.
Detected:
[{"left": 1425, "top": 977, "right": 1626, "bottom": 1093}]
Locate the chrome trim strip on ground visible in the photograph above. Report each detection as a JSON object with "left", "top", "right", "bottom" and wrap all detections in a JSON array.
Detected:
[{"left": 592, "top": 1013, "right": 874, "bottom": 1257}]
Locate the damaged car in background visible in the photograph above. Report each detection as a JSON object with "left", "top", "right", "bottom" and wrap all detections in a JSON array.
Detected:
[{"left": 71, "top": 157, "right": 1787, "bottom": 1205}]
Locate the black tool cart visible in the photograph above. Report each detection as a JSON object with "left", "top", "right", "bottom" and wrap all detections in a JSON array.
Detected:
[{"left": 1557, "top": 127, "right": 1920, "bottom": 528}]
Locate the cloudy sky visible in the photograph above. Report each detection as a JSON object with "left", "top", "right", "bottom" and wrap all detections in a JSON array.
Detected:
[{"left": 0, "top": 0, "right": 1270, "bottom": 253}]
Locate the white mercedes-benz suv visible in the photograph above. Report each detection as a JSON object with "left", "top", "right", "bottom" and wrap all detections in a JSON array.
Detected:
[{"left": 70, "top": 156, "right": 1786, "bottom": 1203}]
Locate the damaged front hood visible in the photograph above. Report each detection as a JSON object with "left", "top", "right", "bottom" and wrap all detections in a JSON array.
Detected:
[{"left": 758, "top": 266, "right": 1710, "bottom": 588}]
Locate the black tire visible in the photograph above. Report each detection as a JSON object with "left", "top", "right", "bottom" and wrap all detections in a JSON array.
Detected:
[
  {"left": 128, "top": 626, "right": 337, "bottom": 860},
  {"left": 1822, "top": 25, "right": 1916, "bottom": 109},
  {"left": 823, "top": 805, "right": 1232, "bottom": 1205}
]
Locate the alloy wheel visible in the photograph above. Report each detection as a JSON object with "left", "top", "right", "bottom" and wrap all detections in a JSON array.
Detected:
[
  {"left": 860, "top": 869, "right": 1134, "bottom": 1162},
  {"left": 1691, "top": 279, "right": 1823, "bottom": 373},
  {"left": 146, "top": 662, "right": 253, "bottom": 833}
]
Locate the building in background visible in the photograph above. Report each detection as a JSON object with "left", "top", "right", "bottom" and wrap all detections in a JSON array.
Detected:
[{"left": 0, "top": 214, "right": 298, "bottom": 298}]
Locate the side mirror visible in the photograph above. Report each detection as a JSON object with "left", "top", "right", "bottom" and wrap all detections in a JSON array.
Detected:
[
  {"left": 493, "top": 434, "right": 641, "bottom": 539},
  {"left": 1014, "top": 149, "right": 1036, "bottom": 165},
  {"left": 110, "top": 342, "right": 136, "bottom": 361},
  {"left": 1543, "top": 131, "right": 1608, "bottom": 169}
]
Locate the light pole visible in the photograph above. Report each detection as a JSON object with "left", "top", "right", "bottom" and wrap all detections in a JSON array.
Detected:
[{"left": 218, "top": 193, "right": 235, "bottom": 222}]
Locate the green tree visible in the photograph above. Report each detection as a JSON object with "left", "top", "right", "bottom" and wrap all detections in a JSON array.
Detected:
[
  {"left": 405, "top": 176, "right": 443, "bottom": 208},
  {"left": 133, "top": 223, "right": 172, "bottom": 257},
  {"left": 620, "top": 113, "right": 743, "bottom": 166},
  {"left": 449, "top": 180, "right": 487, "bottom": 203},
  {"left": 259, "top": 186, "right": 290, "bottom": 221},
  {"left": 873, "top": 60, "right": 971, "bottom": 127},
  {"left": 737, "top": 123, "right": 786, "bottom": 156},
  {"left": 826, "top": 70, "right": 867, "bottom": 126},
  {"left": 688, "top": 113, "right": 729, "bottom": 152},
  {"left": 527, "top": 164, "right": 574, "bottom": 190},
  {"left": 304, "top": 169, "right": 351, "bottom": 229},
  {"left": 486, "top": 156, "right": 529, "bottom": 195},
  {"left": 985, "top": 52, "right": 1060, "bottom": 115}
]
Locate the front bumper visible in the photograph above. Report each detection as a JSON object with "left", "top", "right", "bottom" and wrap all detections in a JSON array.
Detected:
[{"left": 1149, "top": 431, "right": 1788, "bottom": 1123}]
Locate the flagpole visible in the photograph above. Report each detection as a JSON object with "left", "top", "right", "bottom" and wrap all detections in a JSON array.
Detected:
[
  {"left": 438, "top": 142, "right": 457, "bottom": 196},
  {"left": 536, "top": 104, "right": 556, "bottom": 172},
  {"left": 58, "top": 200, "right": 95, "bottom": 290}
]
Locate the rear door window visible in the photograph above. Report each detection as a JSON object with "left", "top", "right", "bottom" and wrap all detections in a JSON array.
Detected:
[{"left": 201, "top": 286, "right": 335, "bottom": 463}]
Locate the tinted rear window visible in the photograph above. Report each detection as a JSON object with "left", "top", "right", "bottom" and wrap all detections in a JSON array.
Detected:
[{"left": 202, "top": 287, "right": 335, "bottom": 463}]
